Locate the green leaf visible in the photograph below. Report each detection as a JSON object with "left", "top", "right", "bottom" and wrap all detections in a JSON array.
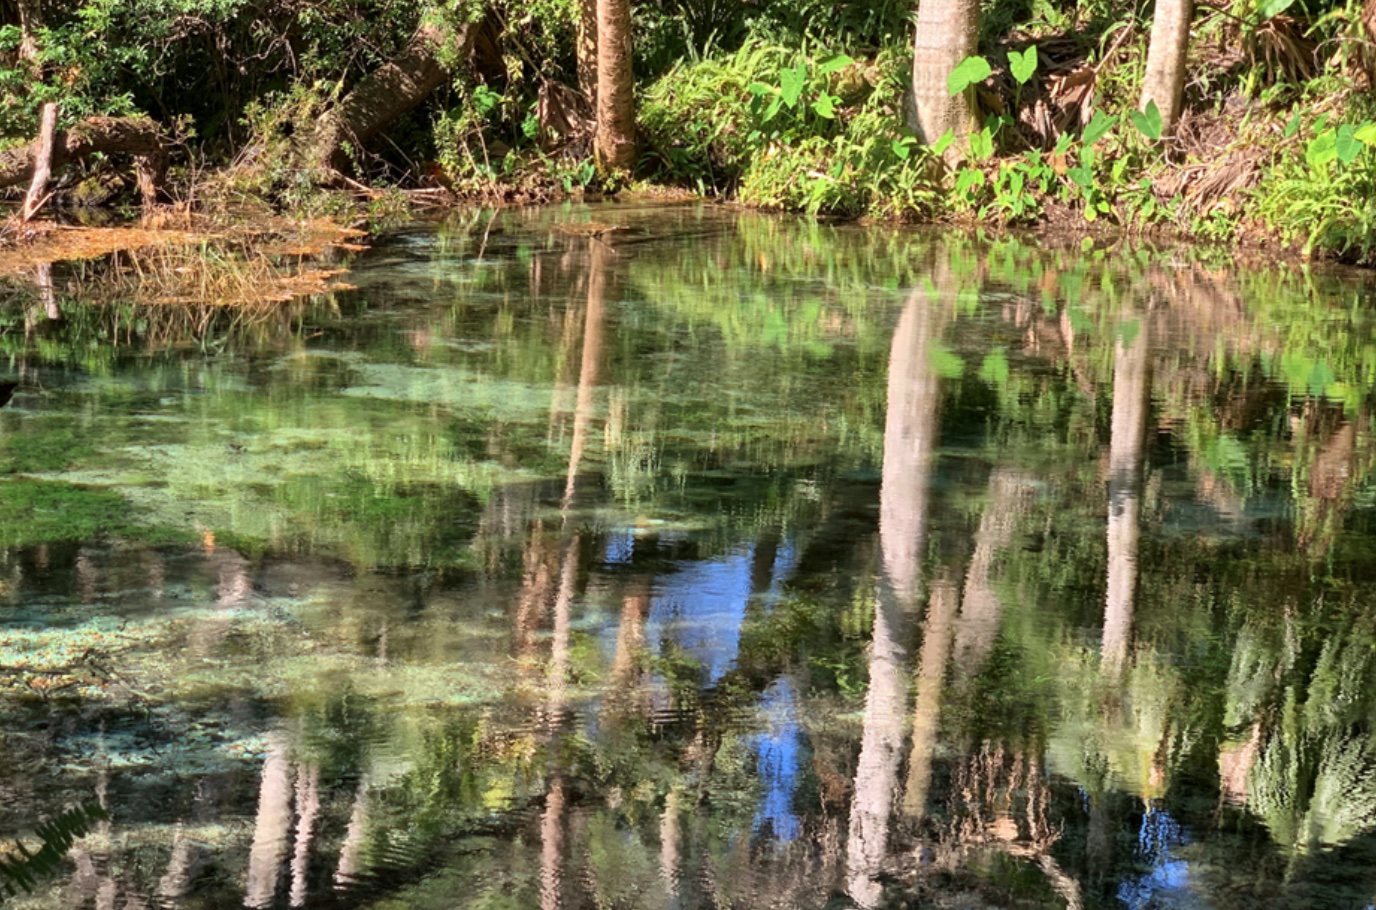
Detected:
[
  {"left": 780, "top": 64, "right": 807, "bottom": 108},
  {"left": 969, "top": 127, "right": 995, "bottom": 161},
  {"left": 747, "top": 81, "right": 775, "bottom": 97},
  {"left": 1283, "top": 111, "right": 1302, "bottom": 138},
  {"left": 1337, "top": 123, "right": 1363, "bottom": 164},
  {"left": 762, "top": 97, "right": 782, "bottom": 122},
  {"left": 954, "top": 167, "right": 985, "bottom": 195},
  {"left": 1082, "top": 110, "right": 1116, "bottom": 146},
  {"left": 1354, "top": 121, "right": 1376, "bottom": 146},
  {"left": 1009, "top": 45, "right": 1038, "bottom": 85},
  {"left": 817, "top": 54, "right": 854, "bottom": 76},
  {"left": 1256, "top": 0, "right": 1295, "bottom": 19},
  {"left": 978, "top": 349, "right": 1010, "bottom": 385},
  {"left": 1130, "top": 100, "right": 1163, "bottom": 140},
  {"left": 1306, "top": 129, "right": 1338, "bottom": 168},
  {"left": 892, "top": 137, "right": 912, "bottom": 160},
  {"left": 932, "top": 128, "right": 956, "bottom": 156},
  {"left": 812, "top": 93, "right": 837, "bottom": 119},
  {"left": 947, "top": 55, "right": 992, "bottom": 96}
]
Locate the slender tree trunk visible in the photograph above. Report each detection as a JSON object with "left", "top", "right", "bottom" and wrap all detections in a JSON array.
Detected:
[
  {"left": 1102, "top": 315, "right": 1150, "bottom": 676},
  {"left": 594, "top": 0, "right": 636, "bottom": 173},
  {"left": 1140, "top": 0, "right": 1194, "bottom": 135},
  {"left": 910, "top": 0, "right": 981, "bottom": 159},
  {"left": 847, "top": 288, "right": 942, "bottom": 908},
  {"left": 21, "top": 101, "right": 56, "bottom": 221}
]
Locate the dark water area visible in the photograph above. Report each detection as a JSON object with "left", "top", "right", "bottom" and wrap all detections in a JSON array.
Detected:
[{"left": 2, "top": 203, "right": 1376, "bottom": 909}]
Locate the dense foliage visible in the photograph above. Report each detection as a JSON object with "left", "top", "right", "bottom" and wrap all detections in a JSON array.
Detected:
[{"left": 5, "top": 0, "right": 1376, "bottom": 256}]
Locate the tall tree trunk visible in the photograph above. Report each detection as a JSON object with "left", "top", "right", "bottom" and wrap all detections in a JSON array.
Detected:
[
  {"left": 594, "top": 0, "right": 636, "bottom": 173},
  {"left": 1102, "top": 315, "right": 1150, "bottom": 676},
  {"left": 1140, "top": 0, "right": 1194, "bottom": 135},
  {"left": 910, "top": 0, "right": 981, "bottom": 160},
  {"left": 846, "top": 287, "right": 942, "bottom": 908},
  {"left": 310, "top": 16, "right": 482, "bottom": 174}
]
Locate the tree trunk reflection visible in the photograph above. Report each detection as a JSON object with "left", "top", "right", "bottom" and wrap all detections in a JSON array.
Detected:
[{"left": 846, "top": 287, "right": 941, "bottom": 907}]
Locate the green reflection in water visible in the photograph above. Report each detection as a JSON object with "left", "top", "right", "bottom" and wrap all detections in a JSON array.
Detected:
[{"left": 1, "top": 204, "right": 1376, "bottom": 908}]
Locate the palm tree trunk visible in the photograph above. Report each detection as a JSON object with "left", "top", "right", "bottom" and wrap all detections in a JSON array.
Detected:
[
  {"left": 1140, "top": 0, "right": 1194, "bottom": 134},
  {"left": 594, "top": 0, "right": 636, "bottom": 173},
  {"left": 910, "top": 0, "right": 981, "bottom": 158}
]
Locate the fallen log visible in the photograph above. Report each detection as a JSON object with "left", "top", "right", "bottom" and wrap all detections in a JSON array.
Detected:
[
  {"left": 308, "top": 15, "right": 483, "bottom": 174},
  {"left": 0, "top": 115, "right": 167, "bottom": 208}
]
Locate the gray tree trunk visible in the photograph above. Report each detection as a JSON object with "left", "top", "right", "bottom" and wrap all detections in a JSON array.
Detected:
[
  {"left": 910, "top": 0, "right": 981, "bottom": 160},
  {"left": 1140, "top": 0, "right": 1194, "bottom": 135}
]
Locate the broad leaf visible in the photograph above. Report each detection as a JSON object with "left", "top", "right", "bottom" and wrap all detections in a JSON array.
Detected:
[
  {"left": 1256, "top": 0, "right": 1295, "bottom": 20},
  {"left": 1306, "top": 129, "right": 1338, "bottom": 168},
  {"left": 1082, "top": 110, "right": 1116, "bottom": 145},
  {"left": 817, "top": 54, "right": 855, "bottom": 76},
  {"left": 1336, "top": 123, "right": 1363, "bottom": 164},
  {"left": 811, "top": 93, "right": 837, "bottom": 119},
  {"left": 892, "top": 137, "right": 913, "bottom": 160},
  {"left": 1130, "top": 100, "right": 1163, "bottom": 140},
  {"left": 1355, "top": 121, "right": 1376, "bottom": 146},
  {"left": 780, "top": 64, "right": 807, "bottom": 108},
  {"left": 932, "top": 128, "right": 956, "bottom": 156},
  {"left": 1009, "top": 45, "right": 1038, "bottom": 85},
  {"left": 947, "top": 55, "right": 992, "bottom": 96},
  {"left": 1282, "top": 111, "right": 1302, "bottom": 138}
]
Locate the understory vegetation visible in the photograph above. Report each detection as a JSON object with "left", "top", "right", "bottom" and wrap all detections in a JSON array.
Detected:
[{"left": 4, "top": 0, "right": 1376, "bottom": 260}]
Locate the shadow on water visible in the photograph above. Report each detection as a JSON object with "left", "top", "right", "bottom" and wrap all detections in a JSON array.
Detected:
[{"left": 3, "top": 204, "right": 1376, "bottom": 908}]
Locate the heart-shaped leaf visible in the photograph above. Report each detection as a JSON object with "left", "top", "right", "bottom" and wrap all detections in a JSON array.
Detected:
[
  {"left": 947, "top": 55, "right": 992, "bottom": 96},
  {"left": 1306, "top": 129, "right": 1338, "bottom": 168},
  {"left": 1336, "top": 122, "right": 1363, "bottom": 163},
  {"left": 1009, "top": 45, "right": 1038, "bottom": 85},
  {"left": 1130, "top": 100, "right": 1163, "bottom": 140},
  {"left": 780, "top": 64, "right": 807, "bottom": 108}
]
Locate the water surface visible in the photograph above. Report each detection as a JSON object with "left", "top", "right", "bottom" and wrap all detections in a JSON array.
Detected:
[{"left": 2, "top": 204, "right": 1376, "bottom": 909}]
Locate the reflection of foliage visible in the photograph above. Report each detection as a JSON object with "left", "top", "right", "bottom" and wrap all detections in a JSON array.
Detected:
[{"left": 0, "top": 804, "right": 109, "bottom": 898}]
